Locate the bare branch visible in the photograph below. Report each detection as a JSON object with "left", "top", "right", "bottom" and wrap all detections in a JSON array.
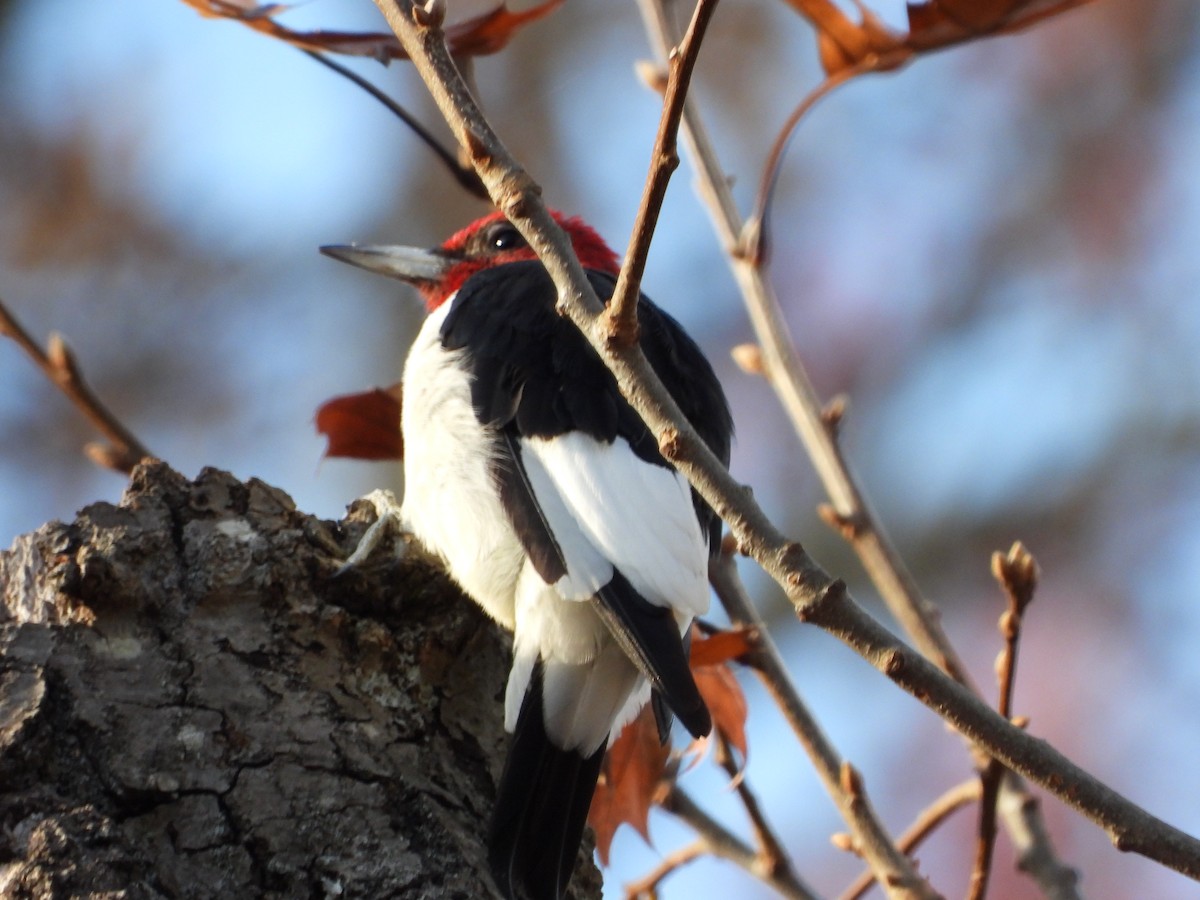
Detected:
[
  {"left": 969, "top": 760, "right": 1004, "bottom": 900},
  {"left": 303, "top": 51, "right": 486, "bottom": 198},
  {"left": 605, "top": 0, "right": 720, "bottom": 345},
  {"left": 660, "top": 786, "right": 819, "bottom": 900},
  {"left": 624, "top": 841, "right": 708, "bottom": 899},
  {"left": 707, "top": 549, "right": 931, "bottom": 897},
  {"left": 992, "top": 541, "right": 1040, "bottom": 722},
  {"left": 798, "top": 585, "right": 1200, "bottom": 878},
  {"left": 997, "top": 774, "right": 1081, "bottom": 899},
  {"left": 714, "top": 731, "right": 802, "bottom": 890},
  {"left": 967, "top": 543, "right": 1042, "bottom": 900},
  {"left": 747, "top": 62, "right": 867, "bottom": 264},
  {"left": 840, "top": 780, "right": 982, "bottom": 900},
  {"left": 0, "top": 297, "right": 152, "bottom": 474},
  {"left": 637, "top": 0, "right": 974, "bottom": 692}
]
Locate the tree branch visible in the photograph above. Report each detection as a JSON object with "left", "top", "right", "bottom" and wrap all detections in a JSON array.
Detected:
[
  {"left": 799, "top": 586, "right": 1200, "bottom": 878},
  {"left": 997, "top": 773, "right": 1081, "bottom": 899},
  {"left": 661, "top": 786, "right": 819, "bottom": 900},
  {"left": 708, "top": 546, "right": 930, "bottom": 897},
  {"left": 637, "top": 0, "right": 974, "bottom": 691},
  {"left": 605, "top": 0, "right": 720, "bottom": 345},
  {"left": 303, "top": 50, "right": 486, "bottom": 198},
  {"left": 715, "top": 729, "right": 804, "bottom": 891},
  {"left": 840, "top": 780, "right": 982, "bottom": 900},
  {"left": 0, "top": 296, "right": 152, "bottom": 473},
  {"left": 968, "top": 543, "right": 1040, "bottom": 900},
  {"left": 624, "top": 841, "right": 708, "bottom": 899}
]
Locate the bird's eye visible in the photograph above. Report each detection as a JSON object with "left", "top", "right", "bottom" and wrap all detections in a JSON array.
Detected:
[{"left": 483, "top": 222, "right": 524, "bottom": 253}]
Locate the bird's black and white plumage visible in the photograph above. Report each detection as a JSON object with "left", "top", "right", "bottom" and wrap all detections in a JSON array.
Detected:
[{"left": 322, "top": 212, "right": 732, "bottom": 900}]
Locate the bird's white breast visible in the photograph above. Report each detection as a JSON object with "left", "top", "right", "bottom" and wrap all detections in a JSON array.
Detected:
[{"left": 400, "top": 301, "right": 524, "bottom": 629}]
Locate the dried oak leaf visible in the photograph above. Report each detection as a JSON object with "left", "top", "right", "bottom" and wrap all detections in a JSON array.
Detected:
[
  {"left": 445, "top": 0, "right": 566, "bottom": 58},
  {"left": 588, "top": 706, "right": 667, "bottom": 867},
  {"left": 906, "top": 0, "right": 1052, "bottom": 37},
  {"left": 316, "top": 385, "right": 403, "bottom": 460},
  {"left": 587, "top": 629, "right": 753, "bottom": 864},
  {"left": 688, "top": 627, "right": 753, "bottom": 668},
  {"left": 182, "top": 0, "right": 563, "bottom": 61},
  {"left": 688, "top": 630, "right": 750, "bottom": 767}
]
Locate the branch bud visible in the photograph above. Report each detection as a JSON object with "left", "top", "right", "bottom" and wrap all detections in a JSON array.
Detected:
[
  {"left": 730, "top": 343, "right": 764, "bottom": 375},
  {"left": 411, "top": 0, "right": 446, "bottom": 29}
]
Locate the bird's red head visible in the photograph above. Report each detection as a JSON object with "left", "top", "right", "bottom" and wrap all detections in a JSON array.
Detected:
[
  {"left": 320, "top": 211, "right": 620, "bottom": 312},
  {"left": 423, "top": 210, "right": 620, "bottom": 310}
]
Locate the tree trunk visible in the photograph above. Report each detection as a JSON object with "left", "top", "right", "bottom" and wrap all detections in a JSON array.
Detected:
[{"left": 0, "top": 461, "right": 602, "bottom": 900}]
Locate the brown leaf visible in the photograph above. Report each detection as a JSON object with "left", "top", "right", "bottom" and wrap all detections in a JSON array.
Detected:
[
  {"left": 906, "top": 0, "right": 1057, "bottom": 39},
  {"left": 587, "top": 706, "right": 668, "bottom": 867},
  {"left": 688, "top": 628, "right": 753, "bottom": 668},
  {"left": 587, "top": 629, "right": 754, "bottom": 866},
  {"left": 693, "top": 661, "right": 749, "bottom": 766},
  {"left": 181, "top": 0, "right": 563, "bottom": 61},
  {"left": 316, "top": 385, "right": 403, "bottom": 460},
  {"left": 445, "top": 0, "right": 565, "bottom": 58}
]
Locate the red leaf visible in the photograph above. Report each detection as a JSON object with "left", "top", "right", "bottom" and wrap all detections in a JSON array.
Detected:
[
  {"left": 587, "top": 629, "right": 754, "bottom": 867},
  {"left": 316, "top": 385, "right": 403, "bottom": 460},
  {"left": 445, "top": 0, "right": 565, "bottom": 58},
  {"left": 693, "top": 662, "right": 749, "bottom": 766},
  {"left": 181, "top": 0, "right": 563, "bottom": 61},
  {"left": 587, "top": 706, "right": 667, "bottom": 867},
  {"left": 906, "top": 0, "right": 1045, "bottom": 37},
  {"left": 688, "top": 628, "right": 753, "bottom": 668}
]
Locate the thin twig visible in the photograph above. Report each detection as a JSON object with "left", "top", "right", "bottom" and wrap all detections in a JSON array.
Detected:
[
  {"left": 605, "top": 0, "right": 720, "bottom": 345},
  {"left": 0, "top": 297, "right": 152, "bottom": 473},
  {"left": 662, "top": 786, "right": 820, "bottom": 900},
  {"left": 991, "top": 543, "right": 1039, "bottom": 722},
  {"left": 706, "top": 548, "right": 933, "bottom": 898},
  {"left": 303, "top": 50, "right": 486, "bottom": 198},
  {"left": 840, "top": 780, "right": 982, "bottom": 900},
  {"left": 969, "top": 762, "right": 1004, "bottom": 900},
  {"left": 625, "top": 841, "right": 708, "bottom": 899},
  {"left": 797, "top": 583, "right": 1200, "bottom": 878},
  {"left": 968, "top": 544, "right": 1041, "bottom": 900},
  {"left": 997, "top": 774, "right": 1081, "bottom": 900},
  {"left": 747, "top": 61, "right": 869, "bottom": 264},
  {"left": 714, "top": 729, "right": 802, "bottom": 889},
  {"left": 369, "top": 0, "right": 1200, "bottom": 882}
]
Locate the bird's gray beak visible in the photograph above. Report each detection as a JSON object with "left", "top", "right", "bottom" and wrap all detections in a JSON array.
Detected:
[{"left": 319, "top": 243, "right": 451, "bottom": 285}]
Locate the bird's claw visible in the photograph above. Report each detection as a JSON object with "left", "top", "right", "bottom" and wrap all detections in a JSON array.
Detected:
[{"left": 337, "top": 489, "right": 409, "bottom": 575}]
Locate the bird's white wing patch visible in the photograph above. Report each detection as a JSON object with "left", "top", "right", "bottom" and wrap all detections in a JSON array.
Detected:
[
  {"left": 522, "top": 433, "right": 710, "bottom": 617},
  {"left": 517, "top": 445, "right": 613, "bottom": 599}
]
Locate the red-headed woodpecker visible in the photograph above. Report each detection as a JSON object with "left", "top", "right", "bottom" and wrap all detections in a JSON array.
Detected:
[{"left": 322, "top": 212, "right": 732, "bottom": 900}]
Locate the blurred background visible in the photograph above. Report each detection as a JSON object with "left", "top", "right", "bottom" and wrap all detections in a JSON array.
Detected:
[{"left": 1, "top": 0, "right": 1198, "bottom": 896}]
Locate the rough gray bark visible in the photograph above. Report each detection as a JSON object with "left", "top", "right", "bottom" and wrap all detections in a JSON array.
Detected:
[{"left": 0, "top": 461, "right": 602, "bottom": 900}]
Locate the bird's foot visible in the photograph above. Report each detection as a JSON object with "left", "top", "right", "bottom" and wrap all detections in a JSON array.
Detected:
[{"left": 338, "top": 489, "right": 409, "bottom": 575}]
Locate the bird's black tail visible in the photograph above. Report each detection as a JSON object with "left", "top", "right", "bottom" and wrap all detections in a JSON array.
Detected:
[{"left": 488, "top": 662, "right": 606, "bottom": 900}]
